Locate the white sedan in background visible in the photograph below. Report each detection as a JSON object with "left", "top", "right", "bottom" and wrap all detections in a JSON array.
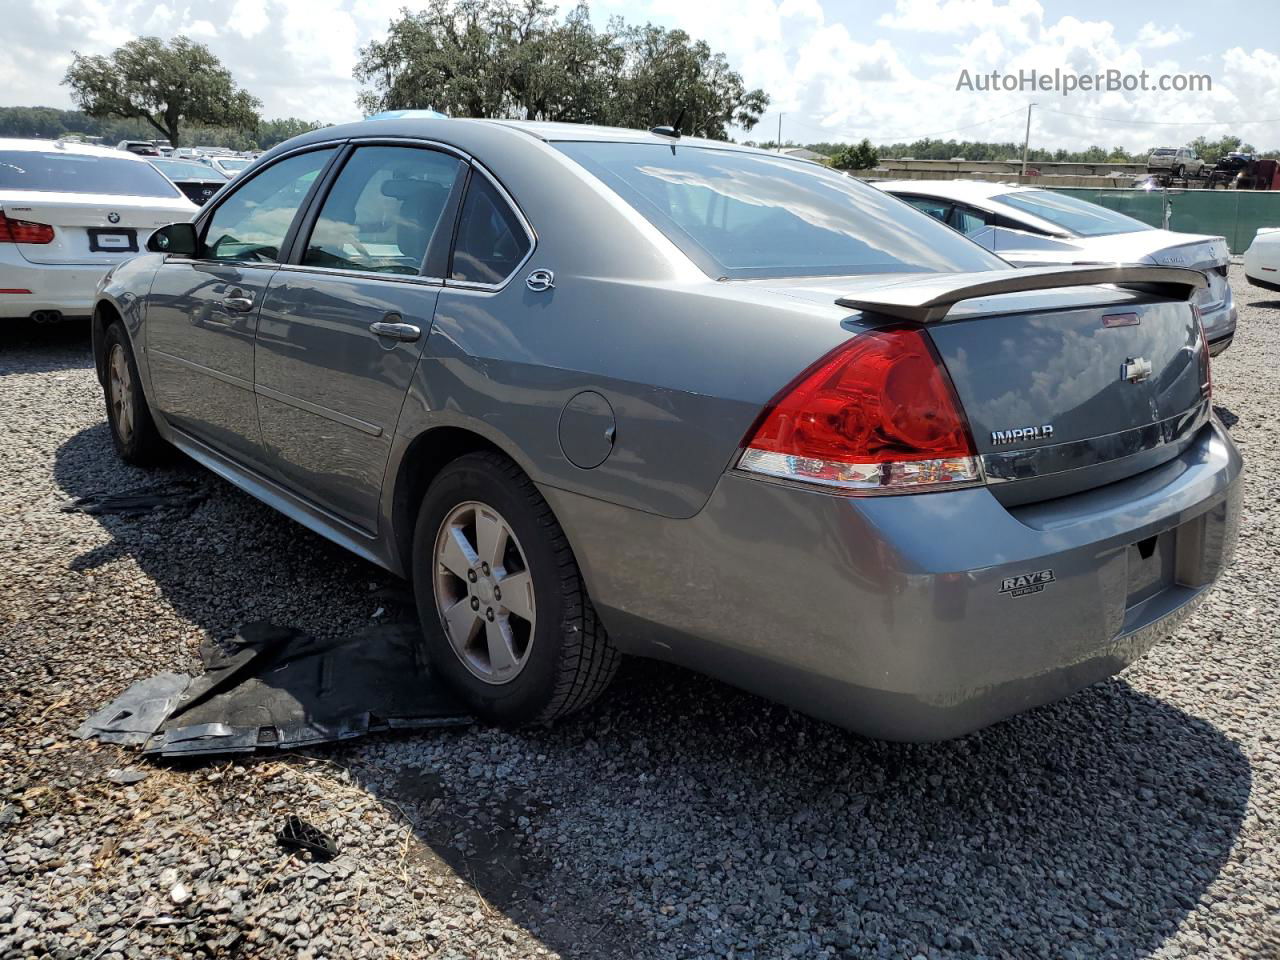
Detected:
[
  {"left": 879, "top": 179, "right": 1237, "bottom": 355},
  {"left": 1, "top": 139, "right": 196, "bottom": 322},
  {"left": 1243, "top": 228, "right": 1280, "bottom": 294}
]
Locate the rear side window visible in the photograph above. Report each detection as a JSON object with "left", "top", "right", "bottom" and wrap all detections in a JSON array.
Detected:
[
  {"left": 0, "top": 150, "right": 179, "bottom": 198},
  {"left": 993, "top": 189, "right": 1154, "bottom": 238},
  {"left": 450, "top": 174, "right": 531, "bottom": 285},
  {"left": 901, "top": 196, "right": 951, "bottom": 223},
  {"left": 302, "top": 145, "right": 463, "bottom": 275},
  {"left": 555, "top": 142, "right": 1007, "bottom": 279},
  {"left": 202, "top": 149, "right": 335, "bottom": 263},
  {"left": 949, "top": 205, "right": 988, "bottom": 236}
]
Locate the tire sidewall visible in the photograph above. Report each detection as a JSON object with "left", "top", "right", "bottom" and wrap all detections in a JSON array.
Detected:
[{"left": 412, "top": 456, "right": 569, "bottom": 724}]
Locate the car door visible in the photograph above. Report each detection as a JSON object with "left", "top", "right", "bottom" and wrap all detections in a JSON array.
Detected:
[
  {"left": 146, "top": 147, "right": 337, "bottom": 471},
  {"left": 252, "top": 143, "right": 466, "bottom": 532}
]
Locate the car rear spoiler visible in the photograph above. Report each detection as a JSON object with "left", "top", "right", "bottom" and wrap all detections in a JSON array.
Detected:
[{"left": 834, "top": 265, "right": 1207, "bottom": 323}]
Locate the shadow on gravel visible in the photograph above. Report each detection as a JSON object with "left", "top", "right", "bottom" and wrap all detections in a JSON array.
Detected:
[
  {"left": 0, "top": 318, "right": 92, "bottom": 375},
  {"left": 54, "top": 424, "right": 1252, "bottom": 960}
]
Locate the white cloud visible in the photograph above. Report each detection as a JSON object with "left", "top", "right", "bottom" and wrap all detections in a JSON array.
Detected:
[
  {"left": 0, "top": 0, "right": 1274, "bottom": 150},
  {"left": 1135, "top": 22, "right": 1189, "bottom": 49}
]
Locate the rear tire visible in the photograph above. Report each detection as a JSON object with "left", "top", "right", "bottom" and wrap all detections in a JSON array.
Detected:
[
  {"left": 102, "top": 321, "right": 168, "bottom": 467},
  {"left": 1174, "top": 164, "right": 1185, "bottom": 179},
  {"left": 411, "top": 451, "right": 620, "bottom": 724}
]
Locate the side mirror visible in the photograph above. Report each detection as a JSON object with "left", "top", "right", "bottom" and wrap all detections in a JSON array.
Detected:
[{"left": 147, "top": 222, "right": 198, "bottom": 256}]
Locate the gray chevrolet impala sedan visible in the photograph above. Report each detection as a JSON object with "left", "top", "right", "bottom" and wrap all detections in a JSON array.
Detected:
[{"left": 91, "top": 118, "right": 1241, "bottom": 740}]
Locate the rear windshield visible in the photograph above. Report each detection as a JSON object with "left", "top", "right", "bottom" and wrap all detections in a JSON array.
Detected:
[
  {"left": 218, "top": 158, "right": 251, "bottom": 171},
  {"left": 0, "top": 150, "right": 180, "bottom": 198},
  {"left": 1151, "top": 149, "right": 1176, "bottom": 156},
  {"left": 993, "top": 189, "right": 1154, "bottom": 238},
  {"left": 554, "top": 142, "right": 1007, "bottom": 279}
]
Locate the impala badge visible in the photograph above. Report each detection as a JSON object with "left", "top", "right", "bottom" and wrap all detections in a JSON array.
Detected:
[
  {"left": 1122, "top": 357, "right": 1153, "bottom": 383},
  {"left": 991, "top": 424, "right": 1054, "bottom": 446}
]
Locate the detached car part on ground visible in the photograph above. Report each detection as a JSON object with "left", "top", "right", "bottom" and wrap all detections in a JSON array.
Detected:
[
  {"left": 1243, "top": 227, "right": 1280, "bottom": 293},
  {"left": 878, "top": 180, "right": 1237, "bottom": 355},
  {"left": 0, "top": 138, "right": 196, "bottom": 322},
  {"left": 91, "top": 119, "right": 1241, "bottom": 741}
]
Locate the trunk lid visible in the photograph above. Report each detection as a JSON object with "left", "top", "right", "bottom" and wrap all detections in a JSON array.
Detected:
[
  {"left": 928, "top": 291, "right": 1209, "bottom": 504},
  {"left": 0, "top": 190, "right": 195, "bottom": 265},
  {"left": 764, "top": 265, "right": 1210, "bottom": 505}
]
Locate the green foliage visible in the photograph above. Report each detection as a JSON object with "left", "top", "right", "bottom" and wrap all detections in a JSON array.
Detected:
[
  {"left": 355, "top": 0, "right": 769, "bottom": 138},
  {"left": 1188, "top": 134, "right": 1257, "bottom": 164},
  {"left": 0, "top": 106, "right": 325, "bottom": 152},
  {"left": 63, "top": 36, "right": 261, "bottom": 147},
  {"left": 829, "top": 139, "right": 879, "bottom": 171}
]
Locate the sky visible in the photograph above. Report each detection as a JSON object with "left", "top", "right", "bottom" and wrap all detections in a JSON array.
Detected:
[{"left": 5, "top": 0, "right": 1279, "bottom": 150}]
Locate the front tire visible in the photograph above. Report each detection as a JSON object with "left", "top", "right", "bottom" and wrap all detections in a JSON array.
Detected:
[
  {"left": 411, "top": 451, "right": 619, "bottom": 724},
  {"left": 102, "top": 322, "right": 167, "bottom": 466}
]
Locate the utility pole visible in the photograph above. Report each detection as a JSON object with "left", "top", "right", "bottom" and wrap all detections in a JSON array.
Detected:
[
  {"left": 1020, "top": 103, "right": 1036, "bottom": 178},
  {"left": 777, "top": 113, "right": 783, "bottom": 153}
]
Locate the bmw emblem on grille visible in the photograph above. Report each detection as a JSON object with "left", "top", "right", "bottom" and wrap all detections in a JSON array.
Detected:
[{"left": 107, "top": 212, "right": 120, "bottom": 224}]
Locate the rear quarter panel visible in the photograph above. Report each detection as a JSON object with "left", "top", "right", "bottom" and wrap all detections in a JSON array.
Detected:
[
  {"left": 94, "top": 253, "right": 164, "bottom": 389},
  {"left": 404, "top": 277, "right": 853, "bottom": 519}
]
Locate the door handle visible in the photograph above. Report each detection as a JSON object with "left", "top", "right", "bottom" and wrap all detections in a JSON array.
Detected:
[
  {"left": 369, "top": 321, "right": 421, "bottom": 342},
  {"left": 222, "top": 294, "right": 254, "bottom": 312}
]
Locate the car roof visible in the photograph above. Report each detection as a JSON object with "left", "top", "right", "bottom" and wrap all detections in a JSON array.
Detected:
[
  {"left": 878, "top": 179, "right": 1033, "bottom": 203},
  {"left": 0, "top": 137, "right": 151, "bottom": 161},
  {"left": 276, "top": 116, "right": 788, "bottom": 159}
]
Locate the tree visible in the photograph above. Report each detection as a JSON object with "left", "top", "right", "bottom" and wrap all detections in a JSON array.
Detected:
[
  {"left": 355, "top": 0, "right": 768, "bottom": 139},
  {"left": 63, "top": 36, "right": 261, "bottom": 147},
  {"left": 830, "top": 139, "right": 879, "bottom": 171}
]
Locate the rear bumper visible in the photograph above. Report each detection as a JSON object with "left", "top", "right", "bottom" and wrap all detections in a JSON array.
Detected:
[
  {"left": 550, "top": 419, "right": 1242, "bottom": 741},
  {"left": 0, "top": 254, "right": 116, "bottom": 319},
  {"left": 1247, "top": 272, "right": 1280, "bottom": 293}
]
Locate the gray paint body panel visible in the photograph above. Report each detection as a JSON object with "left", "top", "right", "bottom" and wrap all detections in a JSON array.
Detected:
[{"left": 94, "top": 118, "right": 1245, "bottom": 740}]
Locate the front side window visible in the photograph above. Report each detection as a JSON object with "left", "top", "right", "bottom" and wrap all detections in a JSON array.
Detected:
[
  {"left": 0, "top": 150, "right": 180, "bottom": 198},
  {"left": 302, "top": 146, "right": 463, "bottom": 275},
  {"left": 993, "top": 189, "right": 1154, "bottom": 238},
  {"left": 202, "top": 148, "right": 335, "bottom": 263},
  {"left": 555, "top": 142, "right": 1007, "bottom": 279},
  {"left": 450, "top": 174, "right": 531, "bottom": 284}
]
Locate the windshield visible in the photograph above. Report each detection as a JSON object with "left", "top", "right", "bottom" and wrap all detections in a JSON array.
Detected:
[
  {"left": 0, "top": 150, "right": 180, "bottom": 198},
  {"left": 218, "top": 158, "right": 251, "bottom": 171},
  {"left": 993, "top": 189, "right": 1154, "bottom": 238},
  {"left": 554, "top": 142, "right": 1007, "bottom": 279},
  {"left": 152, "top": 159, "right": 226, "bottom": 180}
]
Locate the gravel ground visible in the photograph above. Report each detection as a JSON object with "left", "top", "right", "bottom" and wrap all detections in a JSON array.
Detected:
[{"left": 2, "top": 266, "right": 1278, "bottom": 960}]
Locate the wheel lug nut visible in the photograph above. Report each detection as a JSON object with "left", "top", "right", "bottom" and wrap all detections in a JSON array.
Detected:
[
  {"left": 470, "top": 597, "right": 479, "bottom": 610},
  {"left": 486, "top": 608, "right": 495, "bottom": 621},
  {"left": 493, "top": 586, "right": 502, "bottom": 600},
  {"left": 481, "top": 563, "right": 490, "bottom": 576},
  {"left": 467, "top": 570, "right": 477, "bottom": 583}
]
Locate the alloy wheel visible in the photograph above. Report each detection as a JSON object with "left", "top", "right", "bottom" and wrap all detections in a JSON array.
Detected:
[
  {"left": 108, "top": 344, "right": 135, "bottom": 444},
  {"left": 433, "top": 500, "right": 536, "bottom": 684}
]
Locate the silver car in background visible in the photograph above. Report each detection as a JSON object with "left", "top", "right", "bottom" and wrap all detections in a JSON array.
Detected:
[
  {"left": 879, "top": 179, "right": 1237, "bottom": 354},
  {"left": 92, "top": 119, "right": 1240, "bottom": 740}
]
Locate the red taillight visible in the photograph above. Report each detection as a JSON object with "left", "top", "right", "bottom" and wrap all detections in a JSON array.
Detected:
[
  {"left": 0, "top": 212, "right": 55, "bottom": 244},
  {"left": 1191, "top": 304, "right": 1211, "bottom": 399},
  {"left": 738, "top": 327, "right": 982, "bottom": 493}
]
